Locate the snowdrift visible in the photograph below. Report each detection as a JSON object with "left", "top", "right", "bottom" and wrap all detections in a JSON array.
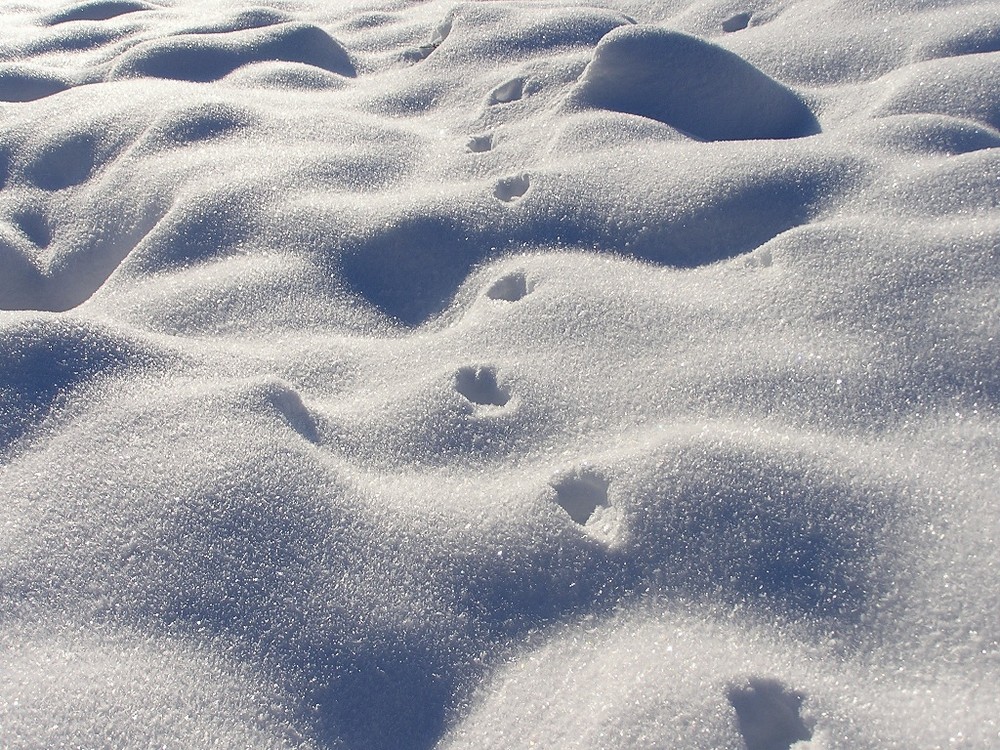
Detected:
[{"left": 1, "top": 1, "right": 997, "bottom": 748}]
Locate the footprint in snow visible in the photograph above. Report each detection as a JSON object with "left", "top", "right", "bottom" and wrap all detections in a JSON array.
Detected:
[
  {"left": 489, "top": 77, "right": 524, "bottom": 105},
  {"left": 494, "top": 174, "right": 530, "bottom": 202},
  {"left": 727, "top": 678, "right": 813, "bottom": 750},
  {"left": 548, "top": 466, "right": 624, "bottom": 545},
  {"left": 454, "top": 365, "right": 510, "bottom": 407},
  {"left": 722, "top": 12, "right": 752, "bottom": 33},
  {"left": 486, "top": 270, "right": 530, "bottom": 302},
  {"left": 466, "top": 133, "right": 493, "bottom": 153},
  {"left": 404, "top": 15, "right": 453, "bottom": 62}
]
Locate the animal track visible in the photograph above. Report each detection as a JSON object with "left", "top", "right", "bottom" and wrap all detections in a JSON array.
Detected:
[
  {"left": 258, "top": 380, "right": 320, "bottom": 444},
  {"left": 467, "top": 133, "right": 493, "bottom": 153},
  {"left": 722, "top": 12, "right": 752, "bottom": 32},
  {"left": 550, "top": 468, "right": 609, "bottom": 525},
  {"left": 489, "top": 77, "right": 524, "bottom": 104},
  {"left": 403, "top": 14, "right": 453, "bottom": 62},
  {"left": 454, "top": 366, "right": 509, "bottom": 406},
  {"left": 494, "top": 174, "right": 530, "bottom": 202},
  {"left": 727, "top": 678, "right": 812, "bottom": 750},
  {"left": 427, "top": 16, "right": 453, "bottom": 56},
  {"left": 486, "top": 270, "right": 529, "bottom": 301}
]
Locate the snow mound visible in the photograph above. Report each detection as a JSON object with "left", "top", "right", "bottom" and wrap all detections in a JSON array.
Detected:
[
  {"left": 109, "top": 23, "right": 356, "bottom": 83},
  {"left": 576, "top": 25, "right": 819, "bottom": 140}
]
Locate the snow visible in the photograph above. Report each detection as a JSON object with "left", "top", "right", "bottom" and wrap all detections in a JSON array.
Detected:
[{"left": 0, "top": 0, "right": 997, "bottom": 748}]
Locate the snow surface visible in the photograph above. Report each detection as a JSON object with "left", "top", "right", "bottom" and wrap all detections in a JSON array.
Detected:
[{"left": 0, "top": 0, "right": 997, "bottom": 748}]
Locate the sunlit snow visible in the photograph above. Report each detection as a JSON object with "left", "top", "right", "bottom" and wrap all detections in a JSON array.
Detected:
[{"left": 1, "top": 1, "right": 998, "bottom": 748}]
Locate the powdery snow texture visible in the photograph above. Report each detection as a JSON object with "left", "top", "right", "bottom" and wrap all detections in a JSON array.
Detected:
[{"left": 0, "top": 1, "right": 997, "bottom": 749}]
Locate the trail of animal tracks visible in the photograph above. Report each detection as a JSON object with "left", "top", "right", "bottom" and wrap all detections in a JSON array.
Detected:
[{"left": 1, "top": 1, "right": 998, "bottom": 748}]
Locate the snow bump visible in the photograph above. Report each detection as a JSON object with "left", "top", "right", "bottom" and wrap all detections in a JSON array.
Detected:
[{"left": 576, "top": 25, "right": 820, "bottom": 140}]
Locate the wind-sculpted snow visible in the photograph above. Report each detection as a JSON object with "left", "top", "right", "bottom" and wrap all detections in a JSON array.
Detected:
[
  {"left": 575, "top": 25, "right": 820, "bottom": 140},
  {"left": 0, "top": 1, "right": 997, "bottom": 749}
]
